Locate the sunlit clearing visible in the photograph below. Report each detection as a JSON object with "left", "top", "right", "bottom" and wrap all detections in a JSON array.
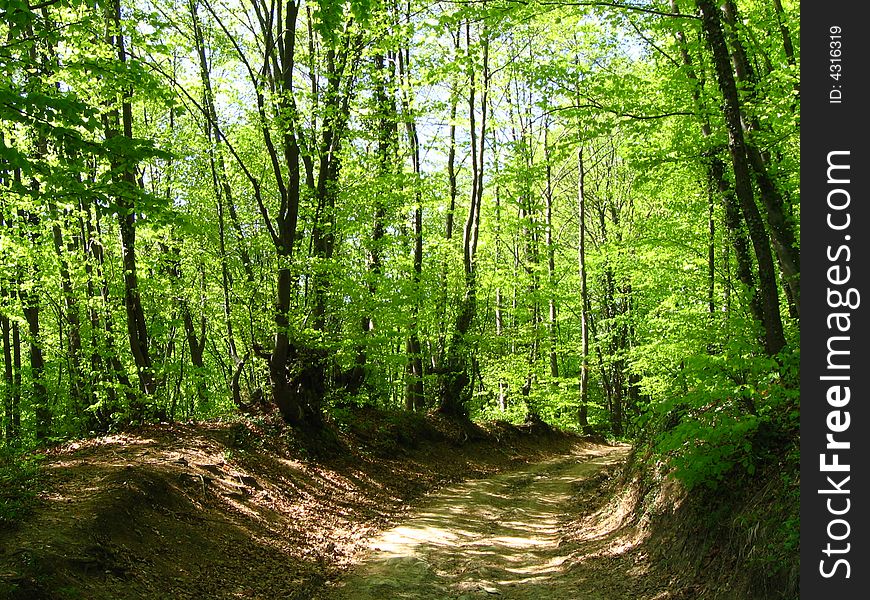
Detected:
[{"left": 372, "top": 525, "right": 462, "bottom": 554}]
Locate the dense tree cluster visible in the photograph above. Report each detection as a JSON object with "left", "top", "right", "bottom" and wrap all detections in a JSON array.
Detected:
[{"left": 1, "top": 0, "right": 798, "bottom": 483}]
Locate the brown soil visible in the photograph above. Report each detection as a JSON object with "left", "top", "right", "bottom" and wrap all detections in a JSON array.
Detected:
[
  {"left": 315, "top": 444, "right": 634, "bottom": 600},
  {"left": 0, "top": 410, "right": 686, "bottom": 599}
]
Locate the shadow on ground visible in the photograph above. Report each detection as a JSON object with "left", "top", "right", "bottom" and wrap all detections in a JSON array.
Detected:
[{"left": 316, "top": 445, "right": 650, "bottom": 600}]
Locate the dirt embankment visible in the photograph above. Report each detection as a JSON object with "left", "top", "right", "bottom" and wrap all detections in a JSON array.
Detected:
[{"left": 0, "top": 410, "right": 590, "bottom": 600}]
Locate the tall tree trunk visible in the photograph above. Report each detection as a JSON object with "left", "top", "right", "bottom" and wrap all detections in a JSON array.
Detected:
[
  {"left": 1, "top": 206, "right": 17, "bottom": 440},
  {"left": 494, "top": 164, "right": 507, "bottom": 411},
  {"left": 11, "top": 174, "right": 50, "bottom": 440},
  {"left": 404, "top": 205, "right": 425, "bottom": 411},
  {"left": 707, "top": 193, "right": 715, "bottom": 317},
  {"left": 166, "top": 247, "right": 208, "bottom": 406},
  {"left": 20, "top": 267, "right": 49, "bottom": 439},
  {"left": 104, "top": 0, "right": 154, "bottom": 401},
  {"left": 348, "top": 50, "right": 392, "bottom": 399},
  {"left": 520, "top": 207, "right": 540, "bottom": 419},
  {"left": 239, "top": 0, "right": 312, "bottom": 426},
  {"left": 438, "top": 20, "right": 488, "bottom": 416},
  {"left": 397, "top": 42, "right": 426, "bottom": 412},
  {"left": 0, "top": 213, "right": 17, "bottom": 440},
  {"left": 80, "top": 195, "right": 137, "bottom": 424},
  {"left": 355, "top": 55, "right": 388, "bottom": 393},
  {"left": 719, "top": 0, "right": 800, "bottom": 317},
  {"left": 1, "top": 310, "right": 14, "bottom": 441},
  {"left": 714, "top": 158, "right": 764, "bottom": 329},
  {"left": 26, "top": 10, "right": 87, "bottom": 423},
  {"left": 696, "top": 0, "right": 786, "bottom": 357},
  {"left": 544, "top": 126, "right": 559, "bottom": 381},
  {"left": 577, "top": 146, "right": 590, "bottom": 429},
  {"left": 192, "top": 4, "right": 254, "bottom": 282},
  {"left": 12, "top": 321, "right": 22, "bottom": 437},
  {"left": 671, "top": 2, "right": 765, "bottom": 338},
  {"left": 306, "top": 32, "right": 358, "bottom": 415},
  {"left": 437, "top": 25, "right": 461, "bottom": 370},
  {"left": 244, "top": 0, "right": 362, "bottom": 426},
  {"left": 50, "top": 204, "right": 85, "bottom": 418},
  {"left": 189, "top": 0, "right": 248, "bottom": 391},
  {"left": 771, "top": 0, "right": 795, "bottom": 65},
  {"left": 520, "top": 156, "right": 539, "bottom": 418}
]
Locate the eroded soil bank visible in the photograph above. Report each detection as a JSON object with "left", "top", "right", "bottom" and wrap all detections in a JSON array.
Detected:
[
  {"left": 1, "top": 413, "right": 608, "bottom": 599},
  {"left": 2, "top": 411, "right": 698, "bottom": 600}
]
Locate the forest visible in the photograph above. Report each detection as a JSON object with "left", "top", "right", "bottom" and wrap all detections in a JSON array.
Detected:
[{"left": 1, "top": 0, "right": 799, "bottom": 596}]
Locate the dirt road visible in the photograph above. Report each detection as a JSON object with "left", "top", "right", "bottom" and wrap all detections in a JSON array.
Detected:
[{"left": 317, "top": 444, "right": 633, "bottom": 600}]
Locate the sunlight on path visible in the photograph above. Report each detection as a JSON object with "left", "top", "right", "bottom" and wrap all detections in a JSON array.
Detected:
[{"left": 317, "top": 444, "right": 629, "bottom": 600}]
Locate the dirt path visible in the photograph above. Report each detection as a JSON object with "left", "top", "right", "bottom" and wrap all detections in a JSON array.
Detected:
[
  {"left": 3, "top": 419, "right": 609, "bottom": 600},
  {"left": 316, "top": 443, "right": 632, "bottom": 600}
]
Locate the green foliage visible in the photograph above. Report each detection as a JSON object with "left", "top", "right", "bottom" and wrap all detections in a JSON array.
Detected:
[
  {"left": 0, "top": 0, "right": 798, "bottom": 472},
  {"left": 645, "top": 345, "right": 799, "bottom": 491},
  {"left": 657, "top": 405, "right": 760, "bottom": 489},
  {"left": 0, "top": 6, "right": 801, "bottom": 600}
]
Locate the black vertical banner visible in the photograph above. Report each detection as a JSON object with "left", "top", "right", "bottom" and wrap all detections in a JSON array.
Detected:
[{"left": 801, "top": 2, "right": 870, "bottom": 597}]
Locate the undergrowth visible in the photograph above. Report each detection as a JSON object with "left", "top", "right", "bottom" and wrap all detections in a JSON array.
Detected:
[
  {"left": 0, "top": 448, "right": 42, "bottom": 529},
  {"left": 626, "top": 374, "right": 800, "bottom": 599}
]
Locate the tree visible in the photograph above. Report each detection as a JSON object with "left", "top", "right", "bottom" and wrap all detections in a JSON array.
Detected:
[
  {"left": 438, "top": 14, "right": 490, "bottom": 416},
  {"left": 695, "top": 0, "right": 785, "bottom": 357},
  {"left": 0, "top": 0, "right": 798, "bottom": 463}
]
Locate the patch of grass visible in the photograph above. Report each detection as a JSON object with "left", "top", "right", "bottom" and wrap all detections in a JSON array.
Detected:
[{"left": 0, "top": 448, "right": 43, "bottom": 529}]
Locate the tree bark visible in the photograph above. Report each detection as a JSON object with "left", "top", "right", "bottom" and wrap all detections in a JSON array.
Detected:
[
  {"left": 772, "top": 0, "right": 795, "bottom": 65},
  {"left": 80, "top": 195, "right": 138, "bottom": 424},
  {"left": 49, "top": 203, "right": 85, "bottom": 416},
  {"left": 20, "top": 258, "right": 49, "bottom": 439},
  {"left": 12, "top": 321, "right": 22, "bottom": 437},
  {"left": 494, "top": 162, "right": 507, "bottom": 411},
  {"left": 670, "top": 2, "right": 765, "bottom": 338},
  {"left": 577, "top": 146, "right": 590, "bottom": 430},
  {"left": 0, "top": 211, "right": 17, "bottom": 440},
  {"left": 104, "top": 0, "right": 154, "bottom": 401},
  {"left": 696, "top": 0, "right": 786, "bottom": 357},
  {"left": 1, "top": 311, "right": 14, "bottom": 441},
  {"left": 189, "top": 0, "right": 248, "bottom": 386},
  {"left": 397, "top": 40, "right": 426, "bottom": 412},
  {"left": 544, "top": 125, "right": 559, "bottom": 381},
  {"left": 438, "top": 20, "right": 488, "bottom": 416},
  {"left": 719, "top": 0, "right": 800, "bottom": 317}
]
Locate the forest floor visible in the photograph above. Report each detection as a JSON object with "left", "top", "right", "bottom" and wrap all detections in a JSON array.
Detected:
[{"left": 0, "top": 409, "right": 688, "bottom": 599}]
